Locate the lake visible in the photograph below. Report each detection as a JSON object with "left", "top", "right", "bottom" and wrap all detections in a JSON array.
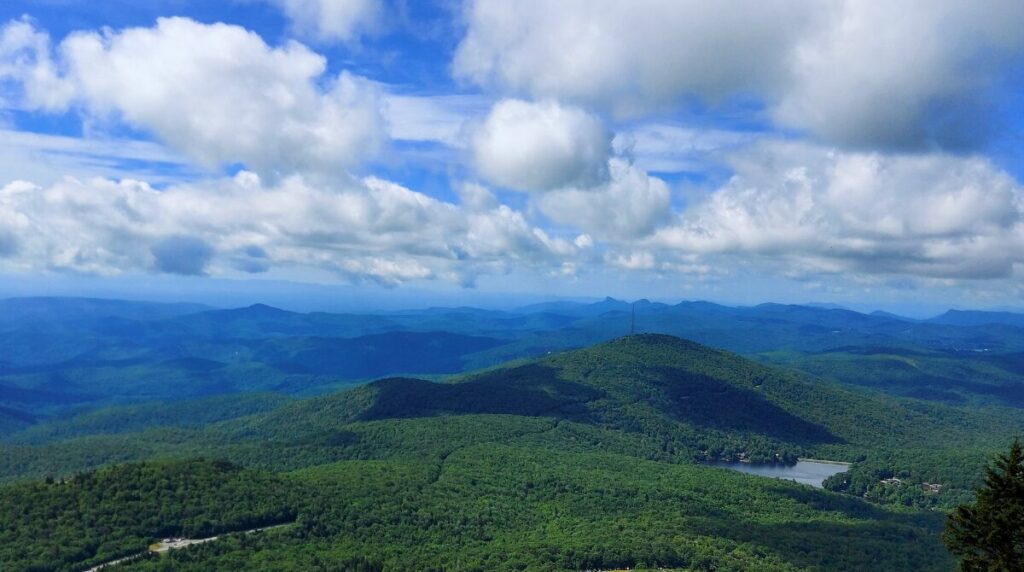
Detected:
[{"left": 710, "top": 459, "right": 850, "bottom": 488}]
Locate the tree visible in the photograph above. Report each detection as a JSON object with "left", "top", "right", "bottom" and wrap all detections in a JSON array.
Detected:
[{"left": 943, "top": 439, "right": 1024, "bottom": 571}]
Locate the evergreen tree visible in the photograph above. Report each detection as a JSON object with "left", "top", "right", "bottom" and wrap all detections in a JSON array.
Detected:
[{"left": 944, "top": 439, "right": 1024, "bottom": 571}]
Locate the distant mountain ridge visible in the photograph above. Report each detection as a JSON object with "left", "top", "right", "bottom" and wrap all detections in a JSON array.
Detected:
[
  {"left": 3, "top": 296, "right": 1024, "bottom": 428},
  {"left": 926, "top": 309, "right": 1024, "bottom": 328},
  {"left": 0, "top": 297, "right": 210, "bottom": 331}
]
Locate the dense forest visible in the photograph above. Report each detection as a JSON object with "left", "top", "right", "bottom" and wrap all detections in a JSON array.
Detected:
[
  {"left": 0, "top": 459, "right": 296, "bottom": 571},
  {"left": 2, "top": 333, "right": 1020, "bottom": 570}
]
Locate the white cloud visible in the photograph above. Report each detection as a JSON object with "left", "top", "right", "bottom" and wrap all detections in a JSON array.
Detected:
[
  {"left": 456, "top": 181, "right": 498, "bottom": 212},
  {"left": 607, "top": 250, "right": 657, "bottom": 271},
  {"left": 454, "top": 0, "right": 821, "bottom": 113},
  {"left": 265, "top": 0, "right": 381, "bottom": 43},
  {"left": 537, "top": 158, "right": 671, "bottom": 240},
  {"left": 652, "top": 141, "right": 1024, "bottom": 279},
  {"left": 471, "top": 99, "right": 611, "bottom": 191},
  {"left": 776, "top": 0, "right": 1024, "bottom": 150},
  {"left": 0, "top": 172, "right": 581, "bottom": 285},
  {"left": 0, "top": 18, "right": 75, "bottom": 111},
  {"left": 383, "top": 93, "right": 491, "bottom": 146},
  {"left": 0, "top": 17, "right": 385, "bottom": 177},
  {"left": 454, "top": 0, "right": 1024, "bottom": 149}
]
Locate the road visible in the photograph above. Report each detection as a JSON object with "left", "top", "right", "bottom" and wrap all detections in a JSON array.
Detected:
[{"left": 83, "top": 522, "right": 293, "bottom": 571}]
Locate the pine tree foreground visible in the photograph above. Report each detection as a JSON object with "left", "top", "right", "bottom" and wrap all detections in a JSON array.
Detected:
[{"left": 943, "top": 439, "right": 1024, "bottom": 571}]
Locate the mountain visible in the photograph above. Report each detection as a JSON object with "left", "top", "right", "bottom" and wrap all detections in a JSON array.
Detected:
[
  {"left": 6, "top": 393, "right": 293, "bottom": 445},
  {"left": 270, "top": 335, "right": 848, "bottom": 442},
  {"left": 0, "top": 297, "right": 209, "bottom": 331},
  {"left": 6, "top": 335, "right": 1018, "bottom": 494},
  {"left": 871, "top": 310, "right": 918, "bottom": 321},
  {"left": 5, "top": 296, "right": 1024, "bottom": 426},
  {"left": 3, "top": 334, "right": 986, "bottom": 571},
  {"left": 804, "top": 302, "right": 849, "bottom": 310},
  {"left": 927, "top": 309, "right": 1024, "bottom": 328},
  {"left": 513, "top": 296, "right": 662, "bottom": 318}
]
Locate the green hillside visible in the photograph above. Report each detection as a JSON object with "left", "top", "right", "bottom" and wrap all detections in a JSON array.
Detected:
[
  {"left": 2, "top": 334, "right": 1019, "bottom": 570},
  {"left": 0, "top": 459, "right": 296, "bottom": 572},
  {"left": 6, "top": 393, "right": 294, "bottom": 445}
]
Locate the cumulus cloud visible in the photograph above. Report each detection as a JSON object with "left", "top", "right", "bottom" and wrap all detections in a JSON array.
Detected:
[
  {"left": 776, "top": 0, "right": 1024, "bottom": 150},
  {"left": 454, "top": 0, "right": 1024, "bottom": 150},
  {"left": 0, "top": 173, "right": 580, "bottom": 285},
  {"left": 652, "top": 141, "right": 1024, "bottom": 279},
  {"left": 537, "top": 158, "right": 671, "bottom": 240},
  {"left": 264, "top": 0, "right": 381, "bottom": 43},
  {"left": 0, "top": 17, "right": 384, "bottom": 177},
  {"left": 0, "top": 18, "right": 75, "bottom": 111},
  {"left": 454, "top": 0, "right": 813, "bottom": 113},
  {"left": 471, "top": 99, "right": 611, "bottom": 191},
  {"left": 606, "top": 250, "right": 657, "bottom": 271},
  {"left": 456, "top": 182, "right": 498, "bottom": 212}
]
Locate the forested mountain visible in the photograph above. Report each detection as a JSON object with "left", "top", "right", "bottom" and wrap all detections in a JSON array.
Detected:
[
  {"left": 3, "top": 297, "right": 1024, "bottom": 431},
  {"left": 2, "top": 334, "right": 1021, "bottom": 570},
  {"left": 2, "top": 300, "right": 1015, "bottom": 568}
]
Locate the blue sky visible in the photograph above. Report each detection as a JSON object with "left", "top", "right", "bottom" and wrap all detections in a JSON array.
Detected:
[{"left": 1, "top": 0, "right": 1023, "bottom": 313}]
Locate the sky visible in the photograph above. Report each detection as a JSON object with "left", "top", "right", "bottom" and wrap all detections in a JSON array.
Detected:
[{"left": 1, "top": 0, "right": 1024, "bottom": 314}]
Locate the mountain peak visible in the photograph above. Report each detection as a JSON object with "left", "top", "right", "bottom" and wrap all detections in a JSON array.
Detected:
[
  {"left": 243, "top": 303, "right": 290, "bottom": 314},
  {"left": 598, "top": 333, "right": 708, "bottom": 353}
]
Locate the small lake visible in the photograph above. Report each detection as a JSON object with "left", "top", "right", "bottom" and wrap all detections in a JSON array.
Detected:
[{"left": 710, "top": 459, "right": 850, "bottom": 488}]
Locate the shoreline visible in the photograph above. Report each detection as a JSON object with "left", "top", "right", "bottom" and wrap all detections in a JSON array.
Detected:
[{"left": 797, "top": 458, "right": 852, "bottom": 466}]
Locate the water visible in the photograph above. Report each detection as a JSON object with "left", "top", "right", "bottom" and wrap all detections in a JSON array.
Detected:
[{"left": 710, "top": 459, "right": 850, "bottom": 488}]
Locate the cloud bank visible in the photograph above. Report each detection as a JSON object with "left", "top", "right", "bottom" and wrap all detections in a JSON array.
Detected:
[
  {"left": 653, "top": 142, "right": 1024, "bottom": 279},
  {"left": 1, "top": 17, "right": 384, "bottom": 177},
  {"left": 455, "top": 0, "right": 1024, "bottom": 150},
  {"left": 1, "top": 4, "right": 1022, "bottom": 301},
  {"left": 0, "top": 172, "right": 580, "bottom": 285}
]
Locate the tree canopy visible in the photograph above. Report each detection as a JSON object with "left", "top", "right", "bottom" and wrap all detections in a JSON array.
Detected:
[{"left": 944, "top": 438, "right": 1024, "bottom": 571}]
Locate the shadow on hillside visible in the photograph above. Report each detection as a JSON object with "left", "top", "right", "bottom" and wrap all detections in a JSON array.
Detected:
[
  {"left": 358, "top": 364, "right": 603, "bottom": 422},
  {"left": 764, "top": 484, "right": 945, "bottom": 525},
  {"left": 837, "top": 369, "right": 1024, "bottom": 408},
  {"left": 354, "top": 359, "right": 842, "bottom": 448},
  {"left": 650, "top": 367, "right": 841, "bottom": 445},
  {"left": 699, "top": 513, "right": 950, "bottom": 571}
]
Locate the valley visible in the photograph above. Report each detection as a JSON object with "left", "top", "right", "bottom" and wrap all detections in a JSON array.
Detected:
[
  {"left": 3, "top": 299, "right": 1024, "bottom": 570},
  {"left": 4, "top": 1, "right": 1023, "bottom": 569}
]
